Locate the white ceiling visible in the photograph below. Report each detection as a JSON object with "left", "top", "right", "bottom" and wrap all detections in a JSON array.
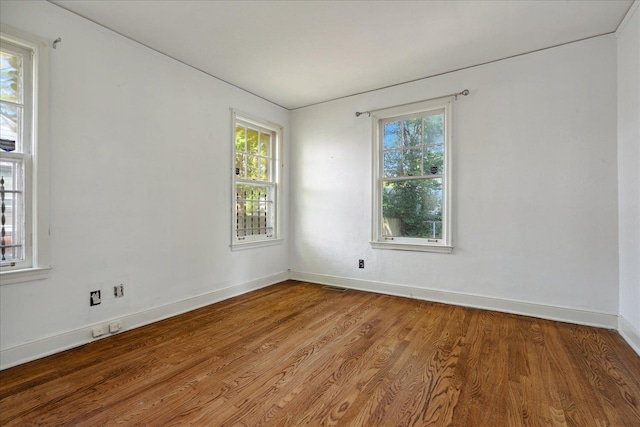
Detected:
[{"left": 51, "top": 0, "right": 633, "bottom": 110}]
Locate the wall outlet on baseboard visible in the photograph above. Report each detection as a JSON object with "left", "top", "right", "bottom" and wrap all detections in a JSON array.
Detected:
[
  {"left": 359, "top": 259, "right": 365, "bottom": 269},
  {"left": 92, "top": 325, "right": 105, "bottom": 338},
  {"left": 109, "top": 321, "right": 123, "bottom": 333},
  {"left": 92, "top": 320, "right": 123, "bottom": 338}
]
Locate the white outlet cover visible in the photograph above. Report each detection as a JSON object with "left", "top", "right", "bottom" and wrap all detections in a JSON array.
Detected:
[{"left": 109, "top": 321, "right": 122, "bottom": 333}]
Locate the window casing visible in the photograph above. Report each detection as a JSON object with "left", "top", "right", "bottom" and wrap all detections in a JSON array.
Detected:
[
  {"left": 0, "top": 27, "right": 50, "bottom": 284},
  {"left": 231, "top": 111, "right": 282, "bottom": 249},
  {"left": 371, "top": 98, "right": 453, "bottom": 253}
]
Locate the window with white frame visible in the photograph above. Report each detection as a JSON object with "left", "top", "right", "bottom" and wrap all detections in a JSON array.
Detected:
[
  {"left": 232, "top": 111, "right": 281, "bottom": 248},
  {"left": 0, "top": 27, "right": 50, "bottom": 283},
  {"left": 371, "top": 98, "right": 453, "bottom": 253}
]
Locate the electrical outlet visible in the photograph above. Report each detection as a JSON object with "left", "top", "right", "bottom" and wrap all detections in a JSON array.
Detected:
[
  {"left": 359, "top": 259, "right": 365, "bottom": 269},
  {"left": 90, "top": 290, "right": 101, "bottom": 306},
  {"left": 92, "top": 325, "right": 105, "bottom": 338},
  {"left": 109, "top": 320, "right": 122, "bottom": 333},
  {"left": 114, "top": 284, "right": 124, "bottom": 298}
]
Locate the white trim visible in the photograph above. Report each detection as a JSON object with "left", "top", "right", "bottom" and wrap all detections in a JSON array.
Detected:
[
  {"left": 0, "top": 271, "right": 289, "bottom": 370},
  {"left": 618, "top": 315, "right": 640, "bottom": 356},
  {"left": 370, "top": 241, "right": 453, "bottom": 254},
  {"left": 3, "top": 270, "right": 632, "bottom": 370},
  {"left": 290, "top": 271, "right": 618, "bottom": 329},
  {"left": 616, "top": 0, "right": 640, "bottom": 36},
  {"left": 231, "top": 237, "right": 284, "bottom": 251},
  {"left": 0, "top": 266, "right": 51, "bottom": 285},
  {"left": 230, "top": 108, "right": 284, "bottom": 134}
]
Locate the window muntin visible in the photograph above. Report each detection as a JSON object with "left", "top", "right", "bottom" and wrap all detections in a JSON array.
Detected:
[
  {"left": 372, "top": 100, "right": 453, "bottom": 252},
  {"left": 232, "top": 113, "right": 280, "bottom": 247},
  {"left": 1, "top": 40, "right": 32, "bottom": 269}
]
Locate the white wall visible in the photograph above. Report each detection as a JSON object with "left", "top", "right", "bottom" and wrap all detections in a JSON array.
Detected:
[
  {"left": 290, "top": 35, "right": 620, "bottom": 325},
  {"left": 0, "top": 1, "right": 289, "bottom": 368},
  {"left": 617, "top": 2, "right": 640, "bottom": 353}
]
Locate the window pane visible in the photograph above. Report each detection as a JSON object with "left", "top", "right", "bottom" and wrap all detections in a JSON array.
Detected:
[
  {"left": 247, "top": 128, "right": 259, "bottom": 154},
  {"left": 235, "top": 183, "right": 273, "bottom": 238},
  {"left": 0, "top": 50, "right": 22, "bottom": 104},
  {"left": 0, "top": 102, "right": 21, "bottom": 152},
  {"left": 235, "top": 126, "right": 246, "bottom": 152},
  {"left": 0, "top": 158, "right": 24, "bottom": 199},
  {"left": 259, "top": 157, "right": 268, "bottom": 181},
  {"left": 383, "top": 121, "right": 402, "bottom": 150},
  {"left": 235, "top": 153, "right": 245, "bottom": 178},
  {"left": 424, "top": 112, "right": 444, "bottom": 145},
  {"left": 0, "top": 158, "right": 24, "bottom": 262},
  {"left": 247, "top": 155, "right": 259, "bottom": 180},
  {"left": 383, "top": 150, "right": 402, "bottom": 177},
  {"left": 402, "top": 148, "right": 422, "bottom": 176},
  {"left": 402, "top": 118, "right": 422, "bottom": 146},
  {"left": 245, "top": 156, "right": 269, "bottom": 182},
  {"left": 423, "top": 144, "right": 444, "bottom": 175},
  {"left": 382, "top": 178, "right": 442, "bottom": 239},
  {"left": 260, "top": 132, "right": 270, "bottom": 157}
]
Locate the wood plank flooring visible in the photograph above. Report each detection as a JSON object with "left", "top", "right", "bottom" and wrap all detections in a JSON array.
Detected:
[{"left": 1, "top": 280, "right": 639, "bottom": 426}]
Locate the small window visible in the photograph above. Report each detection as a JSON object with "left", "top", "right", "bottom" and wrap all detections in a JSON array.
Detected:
[
  {"left": 1, "top": 41, "right": 32, "bottom": 268},
  {"left": 231, "top": 111, "right": 282, "bottom": 249},
  {"left": 371, "top": 98, "right": 453, "bottom": 253},
  {"left": 0, "top": 27, "right": 51, "bottom": 284}
]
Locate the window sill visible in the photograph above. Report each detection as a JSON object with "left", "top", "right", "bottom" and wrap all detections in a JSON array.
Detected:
[
  {"left": 0, "top": 266, "right": 52, "bottom": 285},
  {"left": 370, "top": 241, "right": 453, "bottom": 254},
  {"left": 231, "top": 238, "right": 284, "bottom": 251}
]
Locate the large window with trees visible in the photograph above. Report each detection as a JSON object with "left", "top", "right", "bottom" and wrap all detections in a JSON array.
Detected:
[
  {"left": 231, "top": 111, "right": 282, "bottom": 249},
  {"left": 371, "top": 98, "right": 453, "bottom": 253},
  {"left": 0, "top": 26, "right": 50, "bottom": 284}
]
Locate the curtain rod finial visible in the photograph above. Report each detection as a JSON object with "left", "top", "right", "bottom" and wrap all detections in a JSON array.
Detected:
[{"left": 455, "top": 89, "right": 469, "bottom": 100}]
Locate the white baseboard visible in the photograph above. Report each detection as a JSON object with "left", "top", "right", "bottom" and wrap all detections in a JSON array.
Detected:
[
  {"left": 619, "top": 315, "right": 640, "bottom": 356},
  {"left": 4, "top": 270, "right": 630, "bottom": 370},
  {"left": 290, "top": 271, "right": 619, "bottom": 329},
  {"left": 0, "top": 271, "right": 289, "bottom": 370}
]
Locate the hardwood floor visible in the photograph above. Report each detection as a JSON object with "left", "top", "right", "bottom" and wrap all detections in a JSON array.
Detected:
[{"left": 1, "top": 280, "right": 639, "bottom": 426}]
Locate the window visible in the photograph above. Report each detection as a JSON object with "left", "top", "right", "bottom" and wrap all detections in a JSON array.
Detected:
[
  {"left": 0, "top": 27, "right": 50, "bottom": 284},
  {"left": 231, "top": 111, "right": 282, "bottom": 249},
  {"left": 371, "top": 98, "right": 453, "bottom": 253}
]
